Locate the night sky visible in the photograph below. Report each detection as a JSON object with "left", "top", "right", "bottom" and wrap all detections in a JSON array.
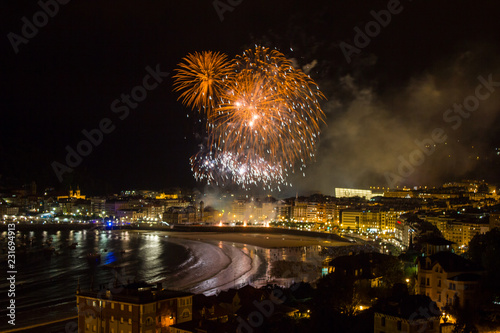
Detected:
[{"left": 2, "top": 0, "right": 500, "bottom": 195}]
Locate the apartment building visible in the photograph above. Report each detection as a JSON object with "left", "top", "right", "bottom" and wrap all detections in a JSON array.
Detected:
[
  {"left": 416, "top": 252, "right": 483, "bottom": 309},
  {"left": 77, "top": 282, "right": 193, "bottom": 333}
]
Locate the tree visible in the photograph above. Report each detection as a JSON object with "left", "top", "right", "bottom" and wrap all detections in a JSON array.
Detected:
[
  {"left": 378, "top": 256, "right": 405, "bottom": 289},
  {"left": 443, "top": 296, "right": 479, "bottom": 333},
  {"left": 467, "top": 228, "right": 500, "bottom": 300},
  {"left": 311, "top": 272, "right": 361, "bottom": 332}
]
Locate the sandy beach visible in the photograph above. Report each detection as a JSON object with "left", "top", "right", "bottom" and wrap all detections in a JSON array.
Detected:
[{"left": 164, "top": 231, "right": 350, "bottom": 248}]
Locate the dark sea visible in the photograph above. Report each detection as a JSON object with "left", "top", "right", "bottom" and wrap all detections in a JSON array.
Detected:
[{"left": 0, "top": 229, "right": 271, "bottom": 331}]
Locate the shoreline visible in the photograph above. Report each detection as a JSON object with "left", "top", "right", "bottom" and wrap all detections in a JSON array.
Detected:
[
  {"left": 0, "top": 228, "right": 352, "bottom": 331},
  {"left": 163, "top": 231, "right": 351, "bottom": 249},
  {"left": 0, "top": 223, "right": 352, "bottom": 244}
]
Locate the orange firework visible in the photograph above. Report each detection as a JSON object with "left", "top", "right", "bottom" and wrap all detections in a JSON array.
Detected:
[
  {"left": 173, "top": 51, "right": 234, "bottom": 117},
  {"left": 212, "top": 46, "right": 326, "bottom": 171},
  {"left": 173, "top": 46, "right": 326, "bottom": 189}
]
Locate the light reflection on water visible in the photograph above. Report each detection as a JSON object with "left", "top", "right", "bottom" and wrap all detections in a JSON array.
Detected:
[{"left": 0, "top": 229, "right": 328, "bottom": 330}]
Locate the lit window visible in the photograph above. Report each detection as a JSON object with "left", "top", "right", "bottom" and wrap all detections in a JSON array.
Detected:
[{"left": 129, "top": 305, "right": 132, "bottom": 312}]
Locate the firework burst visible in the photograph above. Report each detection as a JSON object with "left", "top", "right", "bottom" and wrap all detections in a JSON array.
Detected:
[
  {"left": 190, "top": 148, "right": 289, "bottom": 191},
  {"left": 173, "top": 51, "right": 233, "bottom": 117},
  {"left": 174, "top": 46, "right": 326, "bottom": 190}
]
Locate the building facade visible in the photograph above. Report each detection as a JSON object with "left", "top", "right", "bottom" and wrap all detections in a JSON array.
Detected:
[
  {"left": 416, "top": 252, "right": 483, "bottom": 309},
  {"left": 77, "top": 282, "right": 193, "bottom": 333}
]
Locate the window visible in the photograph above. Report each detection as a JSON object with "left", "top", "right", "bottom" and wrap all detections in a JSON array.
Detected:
[
  {"left": 397, "top": 321, "right": 402, "bottom": 331},
  {"left": 111, "top": 303, "right": 114, "bottom": 309},
  {"left": 120, "top": 317, "right": 123, "bottom": 324},
  {"left": 438, "top": 280, "right": 441, "bottom": 287},
  {"left": 129, "top": 305, "right": 132, "bottom": 312},
  {"left": 438, "top": 294, "right": 441, "bottom": 302},
  {"left": 121, "top": 304, "right": 124, "bottom": 311},
  {"left": 111, "top": 316, "right": 114, "bottom": 322},
  {"left": 426, "top": 278, "right": 429, "bottom": 286},
  {"left": 381, "top": 317, "right": 386, "bottom": 327},
  {"left": 128, "top": 318, "right": 132, "bottom": 324},
  {"left": 93, "top": 325, "right": 96, "bottom": 332}
]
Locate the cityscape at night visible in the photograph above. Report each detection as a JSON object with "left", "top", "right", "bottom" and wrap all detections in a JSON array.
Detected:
[{"left": 2, "top": 0, "right": 500, "bottom": 332}]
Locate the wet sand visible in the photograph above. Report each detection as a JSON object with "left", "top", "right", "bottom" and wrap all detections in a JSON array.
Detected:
[{"left": 165, "top": 231, "right": 350, "bottom": 248}]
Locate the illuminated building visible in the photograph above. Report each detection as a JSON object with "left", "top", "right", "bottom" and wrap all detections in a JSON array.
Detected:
[
  {"left": 292, "top": 201, "right": 307, "bottom": 221},
  {"left": 490, "top": 212, "right": 500, "bottom": 230},
  {"left": 335, "top": 188, "right": 373, "bottom": 199},
  {"left": 77, "top": 282, "right": 193, "bottom": 333},
  {"left": 57, "top": 186, "right": 86, "bottom": 200},
  {"left": 340, "top": 209, "right": 395, "bottom": 232},
  {"left": 91, "top": 198, "right": 106, "bottom": 215},
  {"left": 156, "top": 193, "right": 180, "bottom": 200},
  {"left": 164, "top": 206, "right": 196, "bottom": 224},
  {"left": 276, "top": 201, "right": 292, "bottom": 220},
  {"left": 340, "top": 210, "right": 363, "bottom": 230},
  {"left": 395, "top": 219, "right": 414, "bottom": 249},
  {"left": 420, "top": 214, "right": 489, "bottom": 252},
  {"left": 416, "top": 252, "right": 483, "bottom": 309}
]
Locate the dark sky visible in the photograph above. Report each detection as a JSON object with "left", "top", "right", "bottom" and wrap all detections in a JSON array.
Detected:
[{"left": 2, "top": 0, "right": 500, "bottom": 195}]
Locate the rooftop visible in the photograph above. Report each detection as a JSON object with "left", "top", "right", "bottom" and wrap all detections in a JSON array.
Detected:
[
  {"left": 78, "top": 281, "right": 192, "bottom": 304},
  {"left": 374, "top": 294, "right": 439, "bottom": 320}
]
